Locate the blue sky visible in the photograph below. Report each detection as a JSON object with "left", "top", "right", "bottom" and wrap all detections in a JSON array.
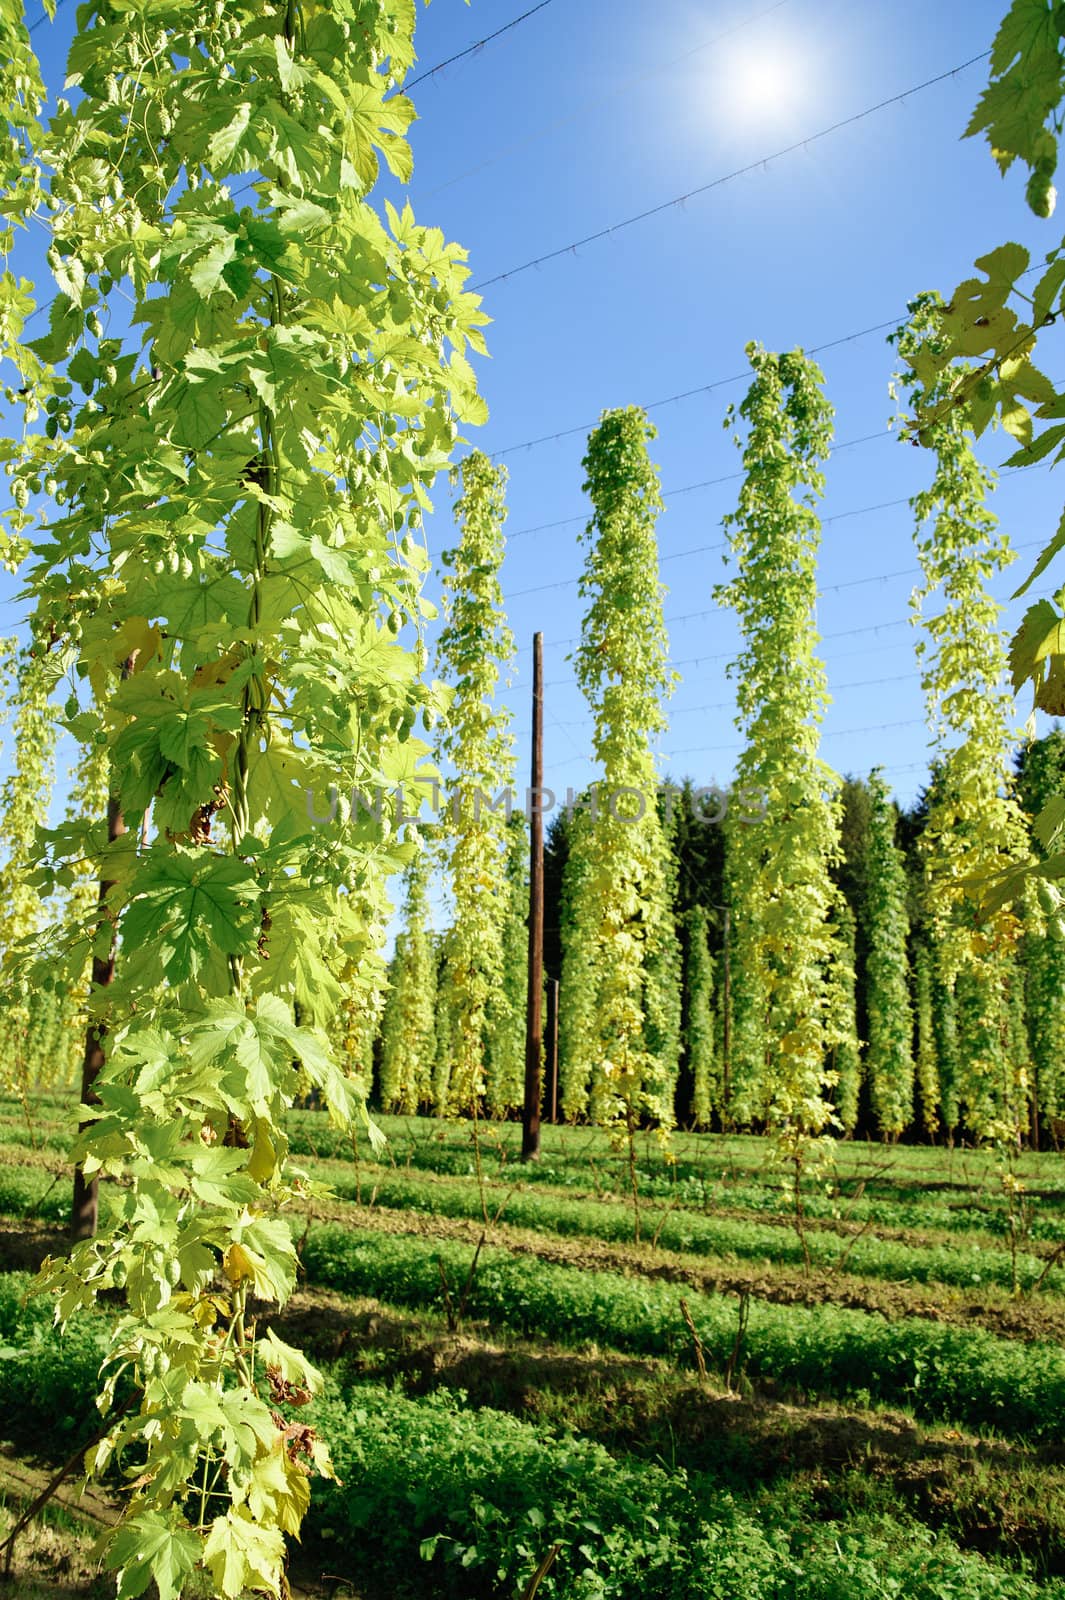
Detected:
[
  {"left": 398, "top": 0, "right": 1061, "bottom": 812},
  {"left": 7, "top": 0, "right": 1062, "bottom": 818}
]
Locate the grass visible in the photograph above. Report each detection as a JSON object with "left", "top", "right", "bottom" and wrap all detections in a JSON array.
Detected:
[
  {"left": 1, "top": 1105, "right": 1062, "bottom": 1296},
  {"left": 275, "top": 1287, "right": 1065, "bottom": 1575},
  {"left": 308, "top": 1159, "right": 1065, "bottom": 1292},
  {"left": 1, "top": 1097, "right": 1065, "bottom": 1596},
  {"left": 298, "top": 1224, "right": 1065, "bottom": 1438},
  {"left": 307, "top": 1377, "right": 1065, "bottom": 1600}
]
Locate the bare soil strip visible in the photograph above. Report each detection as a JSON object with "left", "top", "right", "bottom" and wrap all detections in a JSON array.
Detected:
[{"left": 296, "top": 1198, "right": 1065, "bottom": 1344}]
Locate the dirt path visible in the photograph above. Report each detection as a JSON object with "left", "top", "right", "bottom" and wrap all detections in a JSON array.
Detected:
[
  {"left": 3, "top": 1195, "right": 1063, "bottom": 1344},
  {"left": 7, "top": 1130, "right": 1063, "bottom": 1261}
]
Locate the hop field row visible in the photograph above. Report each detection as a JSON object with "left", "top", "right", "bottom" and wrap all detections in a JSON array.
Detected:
[
  {"left": 2, "top": 1103, "right": 1064, "bottom": 1596},
  {"left": 0, "top": 1140, "right": 1063, "bottom": 1435},
  {"left": 2, "top": 1101, "right": 1064, "bottom": 1285},
  {"left": 0, "top": 1267, "right": 1062, "bottom": 1600}
]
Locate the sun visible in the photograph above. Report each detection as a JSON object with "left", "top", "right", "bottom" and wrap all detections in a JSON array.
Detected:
[
  {"left": 712, "top": 33, "right": 816, "bottom": 127},
  {"left": 732, "top": 52, "right": 797, "bottom": 115},
  {"left": 678, "top": 22, "right": 816, "bottom": 140}
]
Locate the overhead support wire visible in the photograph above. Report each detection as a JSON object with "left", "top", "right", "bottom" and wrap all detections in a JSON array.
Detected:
[
  {"left": 27, "top": 0, "right": 61, "bottom": 34},
  {"left": 667, "top": 716, "right": 928, "bottom": 760},
  {"left": 506, "top": 429, "right": 899, "bottom": 548},
  {"left": 505, "top": 419, "right": 1057, "bottom": 556},
  {"left": 472, "top": 51, "right": 992, "bottom": 292},
  {"left": 493, "top": 320, "right": 904, "bottom": 460},
  {"left": 487, "top": 269, "right": 1044, "bottom": 463},
  {"left": 529, "top": 532, "right": 1048, "bottom": 676},
  {"left": 405, "top": 1, "right": 557, "bottom": 91},
  {"left": 421, "top": 0, "right": 795, "bottom": 199},
  {"left": 513, "top": 671, "right": 923, "bottom": 737}
]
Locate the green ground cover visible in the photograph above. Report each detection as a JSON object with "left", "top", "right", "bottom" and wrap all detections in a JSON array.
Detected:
[{"left": 0, "top": 1101, "right": 1063, "bottom": 1597}]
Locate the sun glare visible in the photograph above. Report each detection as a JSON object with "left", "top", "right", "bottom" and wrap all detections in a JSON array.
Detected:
[
  {"left": 720, "top": 39, "right": 814, "bottom": 125},
  {"left": 734, "top": 54, "right": 795, "bottom": 111}
]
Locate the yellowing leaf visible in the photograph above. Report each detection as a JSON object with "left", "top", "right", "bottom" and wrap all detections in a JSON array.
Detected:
[
  {"left": 245, "top": 1439, "right": 311, "bottom": 1536},
  {"left": 202, "top": 1506, "right": 285, "bottom": 1599}
]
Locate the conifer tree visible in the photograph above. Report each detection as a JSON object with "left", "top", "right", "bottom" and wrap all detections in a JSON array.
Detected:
[
  {"left": 486, "top": 812, "right": 528, "bottom": 1118},
  {"left": 683, "top": 905, "right": 716, "bottom": 1127},
  {"left": 1016, "top": 730, "right": 1065, "bottom": 1130},
  {"left": 543, "top": 806, "right": 571, "bottom": 990},
  {"left": 721, "top": 818, "right": 765, "bottom": 1129},
  {"left": 913, "top": 940, "right": 941, "bottom": 1136},
  {"left": 669, "top": 778, "right": 727, "bottom": 922},
  {"left": 827, "top": 892, "right": 861, "bottom": 1135},
  {"left": 559, "top": 408, "right": 676, "bottom": 1135},
  {"left": 435, "top": 450, "right": 516, "bottom": 1113},
  {"left": 865, "top": 768, "right": 914, "bottom": 1138},
  {"left": 378, "top": 849, "right": 436, "bottom": 1116},
  {"left": 716, "top": 346, "right": 843, "bottom": 1162}
]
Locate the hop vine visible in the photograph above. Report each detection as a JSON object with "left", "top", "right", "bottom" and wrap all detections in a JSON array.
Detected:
[
  {"left": 895, "top": 294, "right": 1033, "bottom": 1143},
  {"left": 434, "top": 449, "right": 517, "bottom": 1114},
  {"left": 716, "top": 345, "right": 844, "bottom": 1156},
  {"left": 559, "top": 408, "right": 677, "bottom": 1135},
  {"left": 3, "top": 4, "right": 489, "bottom": 1593},
  {"left": 865, "top": 768, "right": 915, "bottom": 1139}
]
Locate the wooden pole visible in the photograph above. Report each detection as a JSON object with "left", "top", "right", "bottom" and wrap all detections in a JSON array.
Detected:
[
  {"left": 71, "top": 796, "right": 125, "bottom": 1241},
  {"left": 548, "top": 977, "right": 560, "bottom": 1123},
  {"left": 71, "top": 659, "right": 134, "bottom": 1243},
  {"left": 522, "top": 632, "right": 545, "bottom": 1161}
]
